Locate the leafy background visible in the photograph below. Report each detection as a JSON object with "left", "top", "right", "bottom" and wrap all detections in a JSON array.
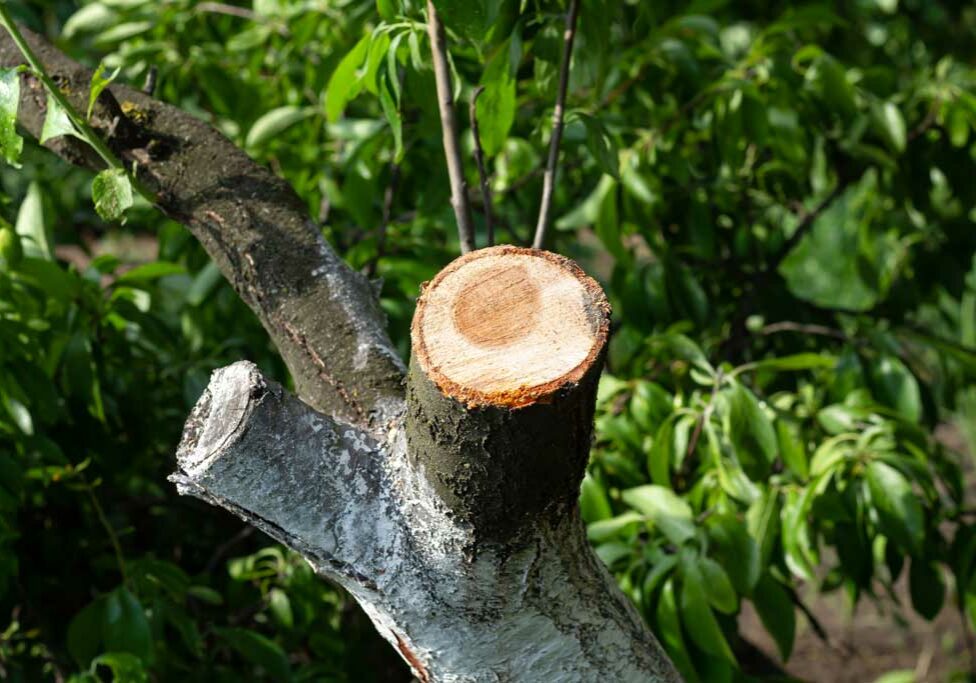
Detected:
[{"left": 1, "top": 0, "right": 976, "bottom": 681}]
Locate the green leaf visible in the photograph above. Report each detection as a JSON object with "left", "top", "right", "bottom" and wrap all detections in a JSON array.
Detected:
[
  {"left": 700, "top": 556, "right": 738, "bottom": 614},
  {"left": 186, "top": 585, "right": 223, "bottom": 605},
  {"left": 116, "top": 261, "right": 186, "bottom": 284},
  {"left": 362, "top": 33, "right": 390, "bottom": 96},
  {"left": 576, "top": 112, "right": 619, "bottom": 179},
  {"left": 655, "top": 579, "right": 701, "bottom": 683},
  {"left": 908, "top": 559, "right": 944, "bottom": 620},
  {"left": 95, "top": 21, "right": 152, "bottom": 45},
  {"left": 245, "top": 106, "right": 313, "bottom": 149},
  {"left": 869, "top": 354, "right": 921, "bottom": 423},
  {"left": 728, "top": 383, "right": 777, "bottom": 479},
  {"left": 186, "top": 261, "right": 222, "bottom": 306},
  {"left": 809, "top": 55, "right": 856, "bottom": 121},
  {"left": 737, "top": 353, "right": 836, "bottom": 374},
  {"left": 706, "top": 513, "right": 761, "bottom": 594},
  {"left": 872, "top": 101, "right": 907, "bottom": 153},
  {"left": 865, "top": 461, "right": 924, "bottom": 556},
  {"left": 647, "top": 416, "right": 675, "bottom": 486},
  {"left": 92, "top": 169, "right": 134, "bottom": 222},
  {"left": 679, "top": 555, "right": 735, "bottom": 661},
  {"left": 752, "top": 573, "right": 796, "bottom": 660},
  {"left": 586, "top": 511, "right": 642, "bottom": 543},
  {"left": 376, "top": 0, "right": 397, "bottom": 20},
  {"left": 432, "top": 0, "right": 504, "bottom": 41},
  {"left": 88, "top": 63, "right": 120, "bottom": 119},
  {"left": 103, "top": 588, "right": 152, "bottom": 663},
  {"left": 0, "top": 67, "right": 22, "bottom": 166},
  {"left": 377, "top": 70, "right": 403, "bottom": 162},
  {"left": 15, "top": 182, "right": 52, "bottom": 260},
  {"left": 90, "top": 653, "right": 148, "bottom": 683},
  {"left": 621, "top": 485, "right": 696, "bottom": 545},
  {"left": 579, "top": 472, "right": 612, "bottom": 523},
  {"left": 40, "top": 94, "right": 82, "bottom": 143},
  {"left": 746, "top": 488, "right": 781, "bottom": 568},
  {"left": 777, "top": 421, "right": 809, "bottom": 479},
  {"left": 782, "top": 486, "right": 819, "bottom": 581},
  {"left": 68, "top": 597, "right": 106, "bottom": 666},
  {"left": 2, "top": 393, "right": 32, "bottom": 435},
  {"left": 216, "top": 628, "right": 291, "bottom": 682},
  {"left": 325, "top": 35, "right": 370, "bottom": 123},
  {"left": 780, "top": 174, "right": 892, "bottom": 312},
  {"left": 476, "top": 41, "right": 516, "bottom": 156},
  {"left": 63, "top": 3, "right": 119, "bottom": 39},
  {"left": 268, "top": 588, "right": 294, "bottom": 629},
  {"left": 0, "top": 225, "right": 21, "bottom": 270}
]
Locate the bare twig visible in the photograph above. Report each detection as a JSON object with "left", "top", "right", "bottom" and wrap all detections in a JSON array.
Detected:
[
  {"left": 426, "top": 0, "right": 476, "bottom": 254},
  {"left": 83, "top": 476, "right": 128, "bottom": 585},
  {"left": 532, "top": 0, "right": 581, "bottom": 250},
  {"left": 760, "top": 321, "right": 849, "bottom": 342},
  {"left": 205, "top": 525, "right": 255, "bottom": 574},
  {"left": 469, "top": 86, "right": 495, "bottom": 247},
  {"left": 195, "top": 2, "right": 259, "bottom": 21},
  {"left": 685, "top": 370, "right": 723, "bottom": 466}
]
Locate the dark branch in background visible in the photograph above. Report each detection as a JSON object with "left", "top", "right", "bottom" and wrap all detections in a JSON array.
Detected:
[
  {"left": 532, "top": 0, "right": 581, "bottom": 250},
  {"left": 426, "top": 0, "right": 476, "bottom": 254},
  {"left": 364, "top": 163, "right": 399, "bottom": 278},
  {"left": 766, "top": 178, "right": 851, "bottom": 274},
  {"left": 468, "top": 86, "right": 494, "bottom": 247},
  {"left": 760, "top": 321, "right": 850, "bottom": 343}
]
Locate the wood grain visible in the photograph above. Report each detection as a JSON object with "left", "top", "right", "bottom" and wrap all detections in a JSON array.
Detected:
[{"left": 412, "top": 245, "right": 610, "bottom": 408}]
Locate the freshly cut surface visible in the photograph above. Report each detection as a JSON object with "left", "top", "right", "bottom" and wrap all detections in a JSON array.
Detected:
[{"left": 412, "top": 245, "right": 610, "bottom": 407}]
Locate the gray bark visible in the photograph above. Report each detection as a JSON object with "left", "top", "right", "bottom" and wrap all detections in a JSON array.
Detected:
[
  {"left": 0, "top": 24, "right": 680, "bottom": 682},
  {"left": 173, "top": 362, "right": 680, "bottom": 682}
]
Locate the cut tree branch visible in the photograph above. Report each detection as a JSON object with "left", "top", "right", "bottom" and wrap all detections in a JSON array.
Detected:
[
  {"left": 426, "top": 0, "right": 476, "bottom": 254},
  {"left": 532, "top": 0, "right": 581, "bottom": 250},
  {"left": 0, "top": 25, "right": 405, "bottom": 429},
  {"left": 469, "top": 86, "right": 494, "bottom": 247},
  {"left": 173, "top": 351, "right": 679, "bottom": 681}
]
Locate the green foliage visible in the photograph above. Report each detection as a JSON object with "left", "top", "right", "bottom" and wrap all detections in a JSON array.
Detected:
[{"left": 0, "top": 0, "right": 975, "bottom": 681}]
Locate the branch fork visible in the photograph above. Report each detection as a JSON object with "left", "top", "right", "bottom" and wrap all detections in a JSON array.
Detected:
[{"left": 172, "top": 248, "right": 680, "bottom": 682}]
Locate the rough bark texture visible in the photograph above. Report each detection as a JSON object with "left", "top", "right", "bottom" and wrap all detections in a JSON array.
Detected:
[
  {"left": 2, "top": 24, "right": 680, "bottom": 682},
  {"left": 0, "top": 27, "right": 403, "bottom": 428},
  {"left": 405, "top": 356, "right": 602, "bottom": 544},
  {"left": 174, "top": 362, "right": 681, "bottom": 682}
]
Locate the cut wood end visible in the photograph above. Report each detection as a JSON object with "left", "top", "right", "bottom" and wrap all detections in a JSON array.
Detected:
[{"left": 412, "top": 245, "right": 610, "bottom": 408}]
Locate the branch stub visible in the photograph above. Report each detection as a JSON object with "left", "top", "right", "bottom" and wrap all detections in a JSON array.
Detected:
[{"left": 411, "top": 245, "right": 610, "bottom": 409}]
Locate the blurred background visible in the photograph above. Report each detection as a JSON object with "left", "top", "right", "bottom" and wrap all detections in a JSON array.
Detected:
[{"left": 0, "top": 0, "right": 975, "bottom": 681}]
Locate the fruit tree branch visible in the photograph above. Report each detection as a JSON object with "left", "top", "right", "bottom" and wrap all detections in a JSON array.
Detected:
[
  {"left": 426, "top": 0, "right": 476, "bottom": 254},
  {"left": 532, "top": 0, "right": 581, "bottom": 250},
  {"left": 0, "top": 25, "right": 404, "bottom": 429}
]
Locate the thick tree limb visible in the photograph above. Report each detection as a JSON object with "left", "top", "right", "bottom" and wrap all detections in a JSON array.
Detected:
[
  {"left": 425, "top": 0, "right": 476, "bottom": 254},
  {"left": 0, "top": 26, "right": 404, "bottom": 429},
  {"left": 532, "top": 0, "right": 581, "bottom": 250},
  {"left": 174, "top": 362, "right": 680, "bottom": 682}
]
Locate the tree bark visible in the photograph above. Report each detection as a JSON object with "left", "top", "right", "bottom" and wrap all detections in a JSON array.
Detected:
[
  {"left": 0, "top": 27, "right": 403, "bottom": 429},
  {"left": 174, "top": 247, "right": 681, "bottom": 681},
  {"left": 0, "top": 26, "right": 679, "bottom": 681}
]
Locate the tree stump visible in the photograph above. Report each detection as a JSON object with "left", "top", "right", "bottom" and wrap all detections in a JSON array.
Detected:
[{"left": 172, "top": 246, "right": 681, "bottom": 682}]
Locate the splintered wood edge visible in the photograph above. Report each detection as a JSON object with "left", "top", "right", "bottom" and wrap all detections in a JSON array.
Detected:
[{"left": 411, "top": 245, "right": 611, "bottom": 409}]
